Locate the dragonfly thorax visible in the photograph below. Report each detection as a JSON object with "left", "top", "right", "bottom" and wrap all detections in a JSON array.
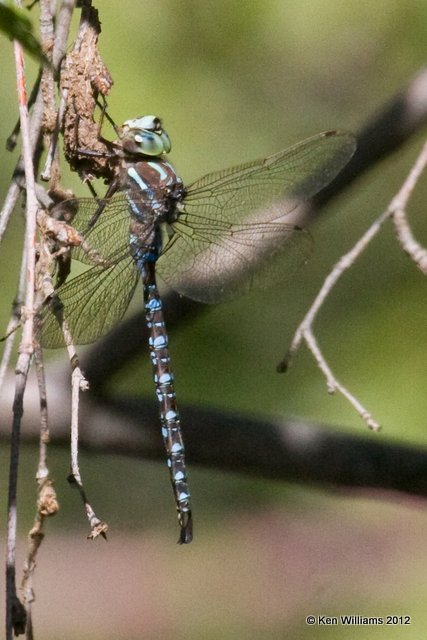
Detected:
[
  {"left": 122, "top": 158, "right": 183, "bottom": 223},
  {"left": 122, "top": 157, "right": 184, "bottom": 270}
]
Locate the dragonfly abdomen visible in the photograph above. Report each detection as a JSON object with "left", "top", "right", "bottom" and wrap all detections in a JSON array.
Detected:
[{"left": 143, "top": 265, "right": 192, "bottom": 544}]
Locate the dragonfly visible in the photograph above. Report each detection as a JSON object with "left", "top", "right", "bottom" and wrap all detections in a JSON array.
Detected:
[{"left": 39, "top": 115, "right": 356, "bottom": 543}]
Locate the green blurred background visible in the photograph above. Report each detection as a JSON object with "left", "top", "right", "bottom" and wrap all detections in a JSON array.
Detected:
[{"left": 2, "top": 1, "right": 427, "bottom": 638}]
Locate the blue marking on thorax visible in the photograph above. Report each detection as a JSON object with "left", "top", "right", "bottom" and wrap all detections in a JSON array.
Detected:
[
  {"left": 128, "top": 166, "right": 149, "bottom": 192},
  {"left": 127, "top": 165, "right": 167, "bottom": 215},
  {"left": 147, "top": 161, "right": 168, "bottom": 181},
  {"left": 127, "top": 195, "right": 142, "bottom": 217}
]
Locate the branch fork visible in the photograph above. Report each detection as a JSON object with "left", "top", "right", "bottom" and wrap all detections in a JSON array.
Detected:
[{"left": 281, "top": 139, "right": 427, "bottom": 431}]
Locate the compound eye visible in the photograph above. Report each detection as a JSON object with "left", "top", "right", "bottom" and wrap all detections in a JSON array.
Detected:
[
  {"left": 160, "top": 130, "right": 171, "bottom": 153},
  {"left": 120, "top": 115, "right": 172, "bottom": 156},
  {"left": 133, "top": 130, "right": 164, "bottom": 156}
]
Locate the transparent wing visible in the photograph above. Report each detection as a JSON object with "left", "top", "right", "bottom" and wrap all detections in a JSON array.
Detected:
[
  {"left": 157, "top": 130, "right": 355, "bottom": 302},
  {"left": 50, "top": 193, "right": 132, "bottom": 265},
  {"left": 157, "top": 217, "right": 311, "bottom": 303},
  {"left": 184, "top": 130, "right": 355, "bottom": 223},
  {"left": 38, "top": 257, "right": 139, "bottom": 348}
]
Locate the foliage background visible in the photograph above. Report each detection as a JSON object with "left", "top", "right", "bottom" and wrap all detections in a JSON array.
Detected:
[{"left": 1, "top": 0, "right": 427, "bottom": 638}]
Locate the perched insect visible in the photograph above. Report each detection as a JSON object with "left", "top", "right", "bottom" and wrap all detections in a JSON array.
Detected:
[{"left": 39, "top": 115, "right": 356, "bottom": 542}]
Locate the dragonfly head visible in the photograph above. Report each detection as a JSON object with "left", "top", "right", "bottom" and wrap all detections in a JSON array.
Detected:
[{"left": 119, "top": 115, "right": 172, "bottom": 157}]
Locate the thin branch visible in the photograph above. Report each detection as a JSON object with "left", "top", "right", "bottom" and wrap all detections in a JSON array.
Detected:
[
  {"left": 3, "top": 2, "right": 76, "bottom": 627},
  {"left": 0, "top": 246, "right": 27, "bottom": 392},
  {"left": 20, "top": 348, "right": 59, "bottom": 630},
  {"left": 0, "top": 0, "right": 61, "bottom": 394},
  {"left": 35, "top": 217, "right": 108, "bottom": 538},
  {"left": 0, "top": 182, "right": 22, "bottom": 241},
  {"left": 68, "top": 357, "right": 108, "bottom": 540},
  {"left": 5, "top": 68, "right": 42, "bottom": 152},
  {"left": 278, "top": 209, "right": 390, "bottom": 430},
  {"left": 52, "top": 0, "right": 76, "bottom": 72},
  {"left": 393, "top": 205, "right": 427, "bottom": 273},
  {"left": 280, "top": 139, "right": 427, "bottom": 430},
  {"left": 391, "top": 139, "right": 427, "bottom": 273},
  {"left": 6, "top": 35, "right": 39, "bottom": 640},
  {"left": 38, "top": 0, "right": 59, "bottom": 183}
]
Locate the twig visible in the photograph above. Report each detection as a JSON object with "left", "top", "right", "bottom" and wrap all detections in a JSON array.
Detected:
[
  {"left": 393, "top": 206, "right": 427, "bottom": 274},
  {"left": 34, "top": 346, "right": 49, "bottom": 476},
  {"left": 0, "top": 182, "right": 22, "bottom": 242},
  {"left": 5, "top": 3, "right": 69, "bottom": 627},
  {"left": 38, "top": 0, "right": 59, "bottom": 183},
  {"left": 68, "top": 363, "right": 108, "bottom": 540},
  {"left": 280, "top": 138, "right": 427, "bottom": 431},
  {"left": 40, "top": 88, "right": 65, "bottom": 181},
  {"left": 20, "top": 347, "right": 59, "bottom": 629},
  {"left": 6, "top": 34, "right": 39, "bottom": 639},
  {"left": 62, "top": 320, "right": 107, "bottom": 539},
  {"left": 0, "top": 0, "right": 60, "bottom": 393},
  {"left": 52, "top": 0, "right": 76, "bottom": 71},
  {"left": 0, "top": 244, "right": 27, "bottom": 392},
  {"left": 6, "top": 68, "right": 42, "bottom": 152},
  {"left": 391, "top": 139, "right": 427, "bottom": 273},
  {"left": 35, "top": 220, "right": 107, "bottom": 539}
]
